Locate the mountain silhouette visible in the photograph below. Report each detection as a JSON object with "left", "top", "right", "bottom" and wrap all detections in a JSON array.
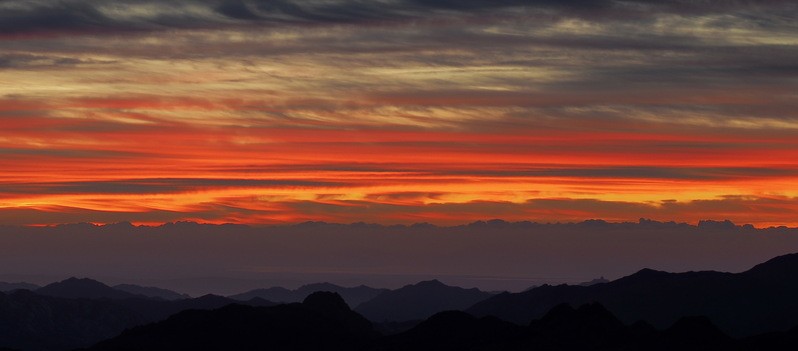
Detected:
[
  {"left": 113, "top": 284, "right": 190, "bottom": 300},
  {"left": 578, "top": 277, "right": 609, "bottom": 286},
  {"left": 228, "top": 286, "right": 294, "bottom": 302},
  {"left": 0, "top": 281, "right": 39, "bottom": 292},
  {"left": 0, "top": 289, "right": 142, "bottom": 351},
  {"left": 354, "top": 280, "right": 493, "bottom": 322},
  {"left": 36, "top": 277, "right": 144, "bottom": 300},
  {"left": 0, "top": 288, "right": 274, "bottom": 350},
  {"left": 86, "top": 298, "right": 795, "bottom": 350},
  {"left": 89, "top": 292, "right": 376, "bottom": 351},
  {"left": 229, "top": 282, "right": 387, "bottom": 308},
  {"left": 384, "top": 302, "right": 749, "bottom": 351},
  {"left": 380, "top": 310, "right": 523, "bottom": 350},
  {"left": 741, "top": 324, "right": 798, "bottom": 350},
  {"left": 467, "top": 252, "right": 798, "bottom": 336},
  {"left": 110, "top": 293, "right": 276, "bottom": 325},
  {"left": 662, "top": 316, "right": 736, "bottom": 351}
]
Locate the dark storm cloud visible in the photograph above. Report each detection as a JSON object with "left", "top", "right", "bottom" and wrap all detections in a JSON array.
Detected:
[
  {"left": 0, "top": 147, "right": 144, "bottom": 159},
  {"left": 0, "top": 54, "right": 112, "bottom": 69},
  {"left": 0, "top": 178, "right": 344, "bottom": 195},
  {"left": 0, "top": 1, "right": 113, "bottom": 34},
  {"left": 447, "top": 166, "right": 798, "bottom": 181},
  {"left": 210, "top": 163, "right": 798, "bottom": 181},
  {"left": 1, "top": 0, "right": 794, "bottom": 35}
]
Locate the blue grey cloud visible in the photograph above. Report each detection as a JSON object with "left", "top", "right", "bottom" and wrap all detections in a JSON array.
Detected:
[{"left": 1, "top": 0, "right": 795, "bottom": 35}]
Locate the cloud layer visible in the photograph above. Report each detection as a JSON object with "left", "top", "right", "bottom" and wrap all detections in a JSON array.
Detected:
[{"left": 1, "top": 0, "right": 797, "bottom": 226}]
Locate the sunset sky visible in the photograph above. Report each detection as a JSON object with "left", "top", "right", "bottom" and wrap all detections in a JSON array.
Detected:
[{"left": 2, "top": 0, "right": 798, "bottom": 227}]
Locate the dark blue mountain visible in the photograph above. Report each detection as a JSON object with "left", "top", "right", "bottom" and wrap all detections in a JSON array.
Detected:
[
  {"left": 0, "top": 282, "right": 39, "bottom": 292},
  {"left": 468, "top": 253, "right": 798, "bottom": 336},
  {"left": 113, "top": 284, "right": 190, "bottom": 301},
  {"left": 229, "top": 282, "right": 387, "bottom": 308},
  {"left": 89, "top": 292, "right": 376, "bottom": 351},
  {"left": 354, "top": 280, "right": 493, "bottom": 322},
  {"left": 36, "top": 277, "right": 143, "bottom": 300}
]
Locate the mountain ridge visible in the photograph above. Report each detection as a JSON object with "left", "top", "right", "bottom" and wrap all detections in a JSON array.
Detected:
[
  {"left": 355, "top": 279, "right": 494, "bottom": 322},
  {"left": 467, "top": 252, "right": 798, "bottom": 336}
]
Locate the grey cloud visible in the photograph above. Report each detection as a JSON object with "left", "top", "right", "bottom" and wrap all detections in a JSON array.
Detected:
[
  {"left": 0, "top": 1, "right": 117, "bottom": 34},
  {"left": 211, "top": 163, "right": 798, "bottom": 181},
  {"left": 446, "top": 166, "right": 798, "bottom": 181},
  {"left": 0, "top": 178, "right": 345, "bottom": 196},
  {"left": 0, "top": 54, "right": 113, "bottom": 69},
  {"left": 1, "top": 0, "right": 795, "bottom": 36},
  {"left": 0, "top": 147, "right": 146, "bottom": 159}
]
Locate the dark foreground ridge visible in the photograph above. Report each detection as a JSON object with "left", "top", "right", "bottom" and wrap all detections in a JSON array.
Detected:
[
  {"left": 229, "top": 282, "right": 388, "bottom": 309},
  {"left": 354, "top": 279, "right": 494, "bottom": 322},
  {"left": 0, "top": 279, "right": 274, "bottom": 351},
  {"left": 4, "top": 253, "right": 798, "bottom": 350},
  {"left": 85, "top": 295, "right": 798, "bottom": 351},
  {"left": 467, "top": 252, "right": 798, "bottom": 336},
  {"left": 89, "top": 292, "right": 378, "bottom": 351}
]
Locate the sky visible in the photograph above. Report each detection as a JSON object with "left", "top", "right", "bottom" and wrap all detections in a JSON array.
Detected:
[{"left": 2, "top": 0, "right": 798, "bottom": 227}]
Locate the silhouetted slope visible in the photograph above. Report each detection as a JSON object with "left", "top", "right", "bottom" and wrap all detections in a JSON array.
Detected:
[
  {"left": 579, "top": 277, "right": 609, "bottom": 286},
  {"left": 229, "top": 282, "right": 387, "bottom": 308},
  {"left": 468, "top": 252, "right": 798, "bottom": 336},
  {"left": 528, "top": 303, "right": 628, "bottom": 349},
  {"left": 113, "top": 284, "right": 189, "bottom": 301},
  {"left": 228, "top": 287, "right": 294, "bottom": 302},
  {"left": 0, "top": 289, "right": 274, "bottom": 351},
  {"left": 36, "top": 278, "right": 143, "bottom": 300},
  {"left": 355, "top": 280, "right": 493, "bottom": 322},
  {"left": 299, "top": 283, "right": 388, "bottom": 308},
  {"left": 741, "top": 325, "right": 798, "bottom": 350},
  {"left": 82, "top": 298, "right": 798, "bottom": 351},
  {"left": 662, "top": 316, "right": 736, "bottom": 351},
  {"left": 0, "top": 290, "right": 142, "bottom": 351},
  {"left": 0, "top": 282, "right": 39, "bottom": 292},
  {"left": 384, "top": 302, "right": 744, "bottom": 351},
  {"left": 89, "top": 292, "right": 376, "bottom": 351},
  {"left": 110, "top": 294, "right": 275, "bottom": 324},
  {"left": 380, "top": 311, "right": 524, "bottom": 351}
]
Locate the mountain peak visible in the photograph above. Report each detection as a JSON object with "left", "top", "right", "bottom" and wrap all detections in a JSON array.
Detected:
[
  {"left": 303, "top": 291, "right": 351, "bottom": 311},
  {"left": 744, "top": 252, "right": 798, "bottom": 276},
  {"left": 414, "top": 279, "right": 446, "bottom": 288},
  {"left": 37, "top": 277, "right": 139, "bottom": 300},
  {"left": 300, "top": 282, "right": 341, "bottom": 291},
  {"left": 537, "top": 302, "right": 624, "bottom": 334},
  {"left": 626, "top": 268, "right": 670, "bottom": 280},
  {"left": 44, "top": 277, "right": 109, "bottom": 290},
  {"left": 355, "top": 279, "right": 492, "bottom": 322}
]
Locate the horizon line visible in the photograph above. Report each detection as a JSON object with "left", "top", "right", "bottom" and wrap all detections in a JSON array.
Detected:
[{"left": 7, "top": 218, "right": 795, "bottom": 230}]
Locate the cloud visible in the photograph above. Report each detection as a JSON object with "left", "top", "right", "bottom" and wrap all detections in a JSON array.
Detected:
[
  {"left": 1, "top": 0, "right": 797, "bottom": 228},
  {"left": 1, "top": 0, "right": 795, "bottom": 37},
  {"left": 0, "top": 178, "right": 345, "bottom": 196}
]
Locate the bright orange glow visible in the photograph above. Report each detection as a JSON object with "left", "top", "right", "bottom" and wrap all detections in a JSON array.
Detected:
[{"left": 2, "top": 4, "right": 797, "bottom": 228}]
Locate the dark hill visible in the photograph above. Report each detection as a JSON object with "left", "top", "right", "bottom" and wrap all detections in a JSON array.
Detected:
[
  {"left": 113, "top": 284, "right": 189, "bottom": 301},
  {"left": 380, "top": 310, "right": 524, "bottom": 351},
  {"left": 0, "top": 290, "right": 274, "bottom": 350},
  {"left": 385, "top": 302, "right": 743, "bottom": 351},
  {"left": 467, "top": 252, "right": 798, "bottom": 336},
  {"left": 0, "top": 282, "right": 39, "bottom": 292},
  {"left": 89, "top": 292, "right": 376, "bottom": 351},
  {"left": 229, "top": 282, "right": 387, "bottom": 308},
  {"left": 355, "top": 280, "right": 493, "bottom": 322},
  {"left": 0, "top": 289, "right": 142, "bottom": 351},
  {"left": 83, "top": 298, "right": 798, "bottom": 351},
  {"left": 36, "top": 278, "right": 142, "bottom": 300},
  {"left": 228, "top": 287, "right": 294, "bottom": 302}
]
